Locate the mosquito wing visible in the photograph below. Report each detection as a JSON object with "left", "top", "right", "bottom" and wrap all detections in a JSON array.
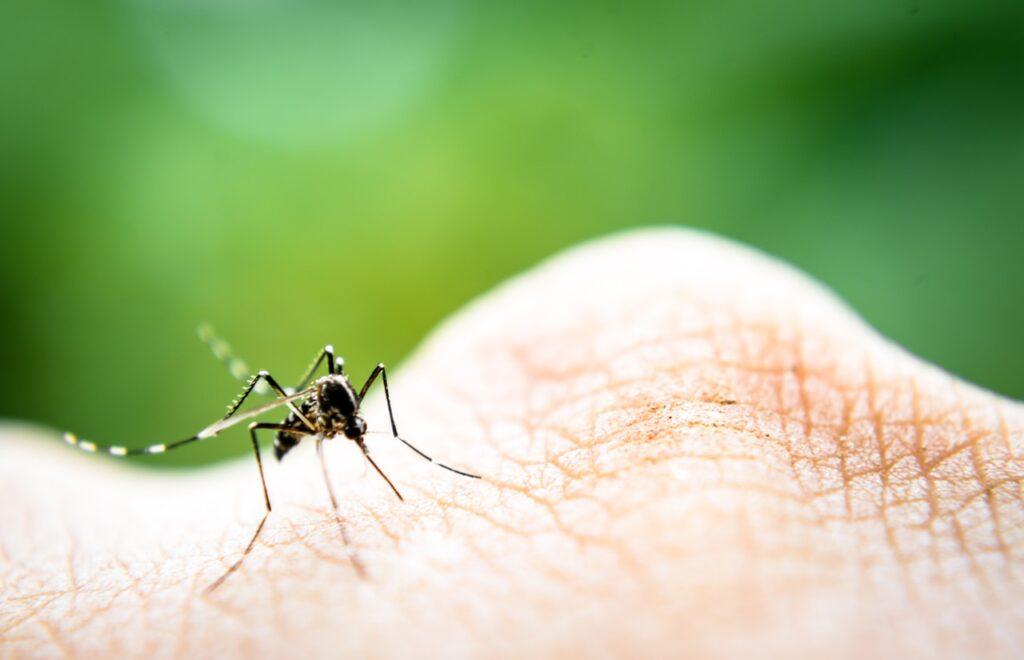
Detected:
[{"left": 197, "top": 386, "right": 316, "bottom": 439}]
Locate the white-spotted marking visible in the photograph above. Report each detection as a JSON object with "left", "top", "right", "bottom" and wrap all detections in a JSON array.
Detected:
[
  {"left": 79, "top": 441, "right": 97, "bottom": 452},
  {"left": 147, "top": 444, "right": 167, "bottom": 454},
  {"left": 109, "top": 446, "right": 128, "bottom": 456},
  {"left": 64, "top": 432, "right": 78, "bottom": 445}
]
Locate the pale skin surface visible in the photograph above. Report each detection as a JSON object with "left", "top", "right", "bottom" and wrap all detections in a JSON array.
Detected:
[{"left": 2, "top": 228, "right": 1023, "bottom": 659}]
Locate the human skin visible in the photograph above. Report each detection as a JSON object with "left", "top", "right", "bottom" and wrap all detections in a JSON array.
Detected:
[{"left": 2, "top": 228, "right": 1023, "bottom": 659}]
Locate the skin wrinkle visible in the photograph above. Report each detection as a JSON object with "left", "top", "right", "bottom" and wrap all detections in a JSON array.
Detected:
[{"left": 2, "top": 228, "right": 1024, "bottom": 658}]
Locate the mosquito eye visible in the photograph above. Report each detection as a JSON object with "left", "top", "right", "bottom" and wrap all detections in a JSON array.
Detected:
[{"left": 342, "top": 417, "right": 364, "bottom": 436}]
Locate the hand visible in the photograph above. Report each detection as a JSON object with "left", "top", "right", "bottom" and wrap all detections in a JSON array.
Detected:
[{"left": 3, "top": 228, "right": 1022, "bottom": 657}]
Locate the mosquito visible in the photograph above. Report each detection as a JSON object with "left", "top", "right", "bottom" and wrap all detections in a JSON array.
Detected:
[{"left": 62, "top": 326, "right": 481, "bottom": 591}]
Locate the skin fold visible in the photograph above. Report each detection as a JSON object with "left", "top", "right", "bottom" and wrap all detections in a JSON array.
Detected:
[{"left": 2, "top": 228, "right": 1022, "bottom": 658}]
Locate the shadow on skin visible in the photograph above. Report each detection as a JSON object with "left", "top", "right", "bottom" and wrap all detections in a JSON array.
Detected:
[{"left": 2, "top": 228, "right": 1023, "bottom": 658}]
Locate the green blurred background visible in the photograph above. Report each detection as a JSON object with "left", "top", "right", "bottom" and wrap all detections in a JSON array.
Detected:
[{"left": 2, "top": 1, "right": 1022, "bottom": 466}]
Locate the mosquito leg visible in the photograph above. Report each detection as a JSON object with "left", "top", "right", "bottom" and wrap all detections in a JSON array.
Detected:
[
  {"left": 197, "top": 323, "right": 271, "bottom": 394},
  {"left": 63, "top": 430, "right": 203, "bottom": 457},
  {"left": 358, "top": 364, "right": 481, "bottom": 479},
  {"left": 207, "top": 422, "right": 299, "bottom": 592},
  {"left": 358, "top": 440, "right": 405, "bottom": 502},
  {"left": 64, "top": 375, "right": 316, "bottom": 457},
  {"left": 224, "top": 370, "right": 315, "bottom": 431},
  {"left": 295, "top": 345, "right": 343, "bottom": 392},
  {"left": 316, "top": 438, "right": 366, "bottom": 577},
  {"left": 356, "top": 363, "right": 384, "bottom": 404}
]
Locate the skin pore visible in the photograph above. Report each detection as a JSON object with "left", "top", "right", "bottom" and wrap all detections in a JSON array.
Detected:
[{"left": 2, "top": 228, "right": 1023, "bottom": 658}]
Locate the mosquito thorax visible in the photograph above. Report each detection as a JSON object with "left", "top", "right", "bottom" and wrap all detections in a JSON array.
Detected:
[{"left": 316, "top": 374, "right": 358, "bottom": 418}]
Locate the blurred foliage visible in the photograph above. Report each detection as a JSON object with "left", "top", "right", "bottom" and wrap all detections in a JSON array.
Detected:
[{"left": 1, "top": 0, "right": 1022, "bottom": 466}]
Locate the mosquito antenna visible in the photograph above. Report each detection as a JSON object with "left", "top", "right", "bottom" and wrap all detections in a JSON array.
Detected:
[{"left": 197, "top": 323, "right": 270, "bottom": 395}]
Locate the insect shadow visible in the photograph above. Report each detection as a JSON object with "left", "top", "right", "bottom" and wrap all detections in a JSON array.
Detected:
[{"left": 63, "top": 326, "right": 481, "bottom": 591}]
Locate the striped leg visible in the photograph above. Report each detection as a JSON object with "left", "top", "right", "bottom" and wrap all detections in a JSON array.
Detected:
[
  {"left": 63, "top": 430, "right": 196, "bottom": 457},
  {"left": 316, "top": 438, "right": 366, "bottom": 577},
  {"left": 206, "top": 422, "right": 300, "bottom": 592},
  {"left": 224, "top": 370, "right": 316, "bottom": 431},
  {"left": 64, "top": 372, "right": 315, "bottom": 460},
  {"left": 295, "top": 344, "right": 342, "bottom": 391},
  {"left": 357, "top": 364, "right": 481, "bottom": 480}
]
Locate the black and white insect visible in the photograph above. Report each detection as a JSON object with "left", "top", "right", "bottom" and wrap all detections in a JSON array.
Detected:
[{"left": 63, "top": 326, "right": 480, "bottom": 590}]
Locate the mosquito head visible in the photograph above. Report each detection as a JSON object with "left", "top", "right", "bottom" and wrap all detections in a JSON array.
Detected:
[{"left": 344, "top": 415, "right": 367, "bottom": 440}]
